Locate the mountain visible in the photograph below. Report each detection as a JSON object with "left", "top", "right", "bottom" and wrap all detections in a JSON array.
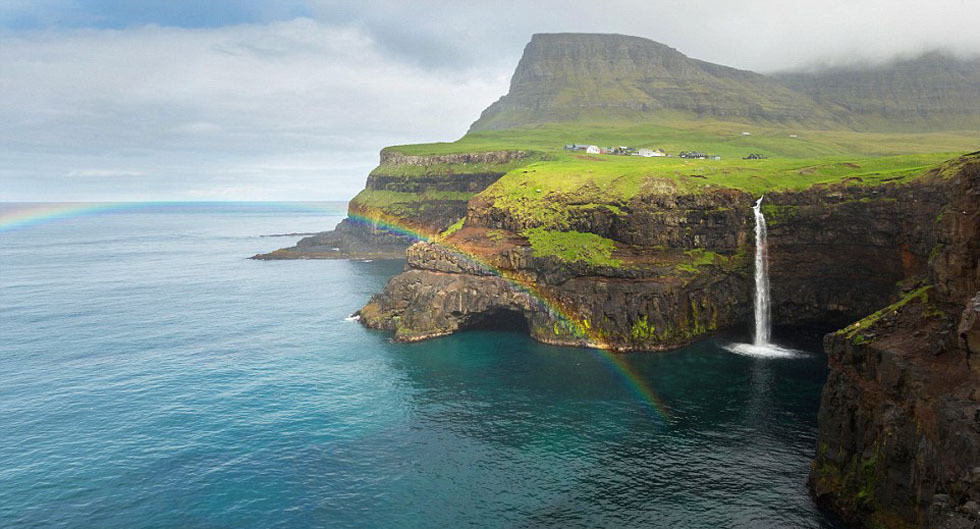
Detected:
[
  {"left": 469, "top": 33, "right": 839, "bottom": 131},
  {"left": 772, "top": 52, "right": 980, "bottom": 129},
  {"left": 471, "top": 34, "right": 980, "bottom": 133}
]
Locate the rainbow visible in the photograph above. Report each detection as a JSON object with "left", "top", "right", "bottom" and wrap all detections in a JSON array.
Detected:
[
  {"left": 0, "top": 201, "right": 672, "bottom": 421},
  {"left": 345, "top": 212, "right": 673, "bottom": 422},
  {"left": 0, "top": 202, "right": 123, "bottom": 232}
]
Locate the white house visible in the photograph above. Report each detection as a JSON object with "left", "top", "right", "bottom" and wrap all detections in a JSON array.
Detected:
[
  {"left": 637, "top": 148, "right": 667, "bottom": 157},
  {"left": 741, "top": 131, "right": 752, "bottom": 136},
  {"left": 586, "top": 145, "right": 600, "bottom": 154}
]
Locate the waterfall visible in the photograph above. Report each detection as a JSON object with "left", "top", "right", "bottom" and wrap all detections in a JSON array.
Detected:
[
  {"left": 752, "top": 196, "right": 771, "bottom": 346},
  {"left": 725, "top": 196, "right": 796, "bottom": 357}
]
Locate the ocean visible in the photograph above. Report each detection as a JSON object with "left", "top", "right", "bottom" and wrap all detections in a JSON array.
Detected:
[{"left": 0, "top": 202, "right": 845, "bottom": 528}]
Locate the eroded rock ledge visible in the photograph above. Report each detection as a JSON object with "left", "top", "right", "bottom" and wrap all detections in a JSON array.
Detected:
[{"left": 810, "top": 155, "right": 980, "bottom": 529}]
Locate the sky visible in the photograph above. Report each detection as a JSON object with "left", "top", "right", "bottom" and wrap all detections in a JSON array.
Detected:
[{"left": 2, "top": 0, "right": 980, "bottom": 202}]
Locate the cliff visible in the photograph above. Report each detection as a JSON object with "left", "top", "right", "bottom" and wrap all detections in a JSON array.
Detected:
[
  {"left": 252, "top": 149, "right": 540, "bottom": 259},
  {"left": 809, "top": 154, "right": 980, "bottom": 529},
  {"left": 358, "top": 153, "right": 980, "bottom": 528},
  {"left": 257, "top": 34, "right": 980, "bottom": 262},
  {"left": 359, "top": 155, "right": 967, "bottom": 346},
  {"left": 469, "top": 33, "right": 837, "bottom": 131}
]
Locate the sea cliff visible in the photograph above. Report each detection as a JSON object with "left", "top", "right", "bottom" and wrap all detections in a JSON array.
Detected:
[
  {"left": 252, "top": 149, "right": 539, "bottom": 259},
  {"left": 809, "top": 154, "right": 980, "bottom": 529},
  {"left": 357, "top": 153, "right": 980, "bottom": 528}
]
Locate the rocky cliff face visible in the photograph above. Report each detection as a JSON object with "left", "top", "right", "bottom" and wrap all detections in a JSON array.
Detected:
[
  {"left": 252, "top": 149, "right": 534, "bottom": 260},
  {"left": 469, "top": 33, "right": 837, "bottom": 131},
  {"left": 809, "top": 154, "right": 980, "bottom": 529},
  {"left": 358, "top": 157, "right": 963, "bottom": 351},
  {"left": 360, "top": 228, "right": 750, "bottom": 348}
]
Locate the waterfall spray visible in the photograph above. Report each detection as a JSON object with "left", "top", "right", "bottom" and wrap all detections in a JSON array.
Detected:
[{"left": 752, "top": 196, "right": 771, "bottom": 346}]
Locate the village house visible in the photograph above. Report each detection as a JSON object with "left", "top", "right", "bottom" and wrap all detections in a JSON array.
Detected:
[
  {"left": 609, "top": 146, "right": 637, "bottom": 155},
  {"left": 637, "top": 148, "right": 667, "bottom": 157}
]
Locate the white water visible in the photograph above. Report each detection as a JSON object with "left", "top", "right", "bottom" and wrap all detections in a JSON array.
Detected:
[
  {"left": 726, "top": 196, "right": 800, "bottom": 358},
  {"left": 752, "top": 195, "right": 771, "bottom": 346}
]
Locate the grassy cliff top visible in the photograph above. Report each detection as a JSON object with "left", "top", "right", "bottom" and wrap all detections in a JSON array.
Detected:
[
  {"left": 475, "top": 151, "right": 963, "bottom": 228},
  {"left": 385, "top": 118, "right": 979, "bottom": 158}
]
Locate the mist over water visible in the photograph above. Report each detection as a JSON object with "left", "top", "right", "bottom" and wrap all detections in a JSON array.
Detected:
[{"left": 0, "top": 203, "right": 844, "bottom": 528}]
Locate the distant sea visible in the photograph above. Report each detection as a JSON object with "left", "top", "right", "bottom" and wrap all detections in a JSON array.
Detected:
[{"left": 0, "top": 202, "right": 846, "bottom": 528}]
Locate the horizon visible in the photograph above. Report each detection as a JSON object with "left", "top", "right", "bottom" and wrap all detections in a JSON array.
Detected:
[{"left": 2, "top": 0, "right": 980, "bottom": 202}]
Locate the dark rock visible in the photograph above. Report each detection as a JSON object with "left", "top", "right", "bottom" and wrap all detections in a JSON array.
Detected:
[
  {"left": 810, "top": 154, "right": 980, "bottom": 529},
  {"left": 251, "top": 218, "right": 410, "bottom": 260}
]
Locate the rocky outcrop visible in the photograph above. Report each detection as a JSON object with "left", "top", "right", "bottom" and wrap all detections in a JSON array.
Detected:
[
  {"left": 358, "top": 155, "right": 969, "bottom": 353},
  {"left": 809, "top": 154, "right": 980, "bottom": 529},
  {"left": 251, "top": 217, "right": 410, "bottom": 260},
  {"left": 252, "top": 150, "right": 535, "bottom": 260},
  {"left": 961, "top": 293, "right": 980, "bottom": 374},
  {"left": 360, "top": 230, "right": 749, "bottom": 348}
]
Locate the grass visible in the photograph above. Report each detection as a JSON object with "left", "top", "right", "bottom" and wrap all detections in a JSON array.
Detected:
[
  {"left": 838, "top": 286, "right": 932, "bottom": 342},
  {"left": 439, "top": 218, "right": 465, "bottom": 238},
  {"left": 476, "top": 152, "right": 959, "bottom": 229},
  {"left": 523, "top": 227, "right": 621, "bottom": 267},
  {"left": 675, "top": 249, "right": 723, "bottom": 273},
  {"left": 358, "top": 119, "right": 976, "bottom": 243},
  {"left": 385, "top": 118, "right": 980, "bottom": 159}
]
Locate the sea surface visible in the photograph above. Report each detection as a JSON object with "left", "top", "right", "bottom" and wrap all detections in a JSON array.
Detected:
[{"left": 0, "top": 202, "right": 846, "bottom": 528}]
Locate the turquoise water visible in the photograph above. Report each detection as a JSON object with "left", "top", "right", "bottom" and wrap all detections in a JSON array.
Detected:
[{"left": 0, "top": 203, "right": 845, "bottom": 528}]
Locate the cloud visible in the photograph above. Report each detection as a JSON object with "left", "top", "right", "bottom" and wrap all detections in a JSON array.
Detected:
[
  {"left": 0, "top": 18, "right": 509, "bottom": 200},
  {"left": 2, "top": 1, "right": 980, "bottom": 201},
  {"left": 66, "top": 169, "right": 145, "bottom": 177}
]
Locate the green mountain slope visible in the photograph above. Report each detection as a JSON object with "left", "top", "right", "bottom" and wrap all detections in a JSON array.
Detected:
[{"left": 469, "top": 33, "right": 840, "bottom": 131}]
